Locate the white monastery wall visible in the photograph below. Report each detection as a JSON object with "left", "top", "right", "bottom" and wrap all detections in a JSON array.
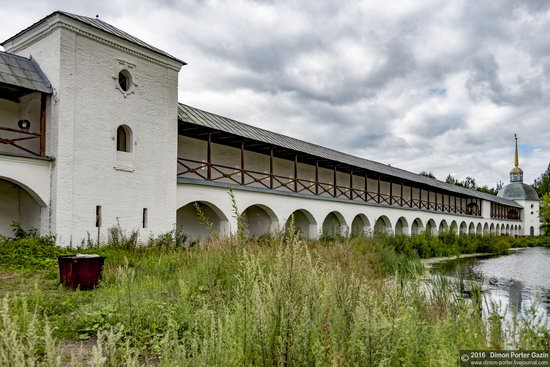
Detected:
[
  {"left": 0, "top": 154, "right": 51, "bottom": 235},
  {"left": 176, "top": 182, "right": 521, "bottom": 239},
  {"left": 516, "top": 199, "right": 540, "bottom": 236}
]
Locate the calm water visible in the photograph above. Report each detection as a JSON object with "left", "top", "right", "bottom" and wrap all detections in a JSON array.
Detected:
[{"left": 431, "top": 247, "right": 550, "bottom": 325}]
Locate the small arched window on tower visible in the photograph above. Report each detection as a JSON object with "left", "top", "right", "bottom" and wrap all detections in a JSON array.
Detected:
[
  {"left": 115, "top": 125, "right": 134, "bottom": 171},
  {"left": 116, "top": 125, "right": 132, "bottom": 152}
]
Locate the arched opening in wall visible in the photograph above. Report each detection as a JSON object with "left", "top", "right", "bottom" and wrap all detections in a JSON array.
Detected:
[
  {"left": 176, "top": 201, "right": 228, "bottom": 243},
  {"left": 351, "top": 214, "right": 371, "bottom": 237},
  {"left": 425, "top": 219, "right": 437, "bottom": 235},
  {"left": 496, "top": 224, "right": 501, "bottom": 235},
  {"left": 394, "top": 217, "right": 409, "bottom": 236},
  {"left": 450, "top": 221, "right": 458, "bottom": 234},
  {"left": 468, "top": 222, "right": 475, "bottom": 235},
  {"left": 374, "top": 216, "right": 392, "bottom": 235},
  {"left": 530, "top": 226, "right": 534, "bottom": 236},
  {"left": 505, "top": 224, "right": 510, "bottom": 235},
  {"left": 411, "top": 218, "right": 424, "bottom": 235},
  {"left": 513, "top": 225, "right": 518, "bottom": 236},
  {"left": 490, "top": 223, "right": 495, "bottom": 234},
  {"left": 285, "top": 209, "right": 317, "bottom": 239},
  {"left": 322, "top": 211, "right": 346, "bottom": 238},
  {"left": 476, "top": 223, "right": 482, "bottom": 235},
  {"left": 0, "top": 178, "right": 45, "bottom": 237},
  {"left": 243, "top": 204, "right": 278, "bottom": 238},
  {"left": 439, "top": 220, "right": 449, "bottom": 233},
  {"left": 518, "top": 225, "right": 522, "bottom": 235},
  {"left": 116, "top": 125, "right": 132, "bottom": 152},
  {"left": 459, "top": 221, "right": 468, "bottom": 235},
  {"left": 483, "top": 223, "right": 489, "bottom": 236}
]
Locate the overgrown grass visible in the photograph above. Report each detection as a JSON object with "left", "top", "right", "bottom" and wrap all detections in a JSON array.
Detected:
[{"left": 1, "top": 223, "right": 549, "bottom": 365}]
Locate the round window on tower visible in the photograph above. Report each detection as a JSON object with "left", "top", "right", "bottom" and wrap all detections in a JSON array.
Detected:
[{"left": 118, "top": 69, "right": 132, "bottom": 92}]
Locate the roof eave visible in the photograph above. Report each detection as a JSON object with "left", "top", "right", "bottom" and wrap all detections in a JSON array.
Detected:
[{"left": 1, "top": 11, "right": 187, "bottom": 66}]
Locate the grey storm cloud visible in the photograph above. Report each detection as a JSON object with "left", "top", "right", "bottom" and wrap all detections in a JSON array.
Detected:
[{"left": 1, "top": 0, "right": 549, "bottom": 186}]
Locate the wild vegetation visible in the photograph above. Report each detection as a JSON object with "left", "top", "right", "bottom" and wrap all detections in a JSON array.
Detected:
[{"left": 0, "top": 214, "right": 549, "bottom": 365}]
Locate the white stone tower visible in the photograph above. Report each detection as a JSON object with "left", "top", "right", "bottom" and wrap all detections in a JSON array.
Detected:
[
  {"left": 1, "top": 12, "right": 185, "bottom": 245},
  {"left": 497, "top": 134, "right": 540, "bottom": 236}
]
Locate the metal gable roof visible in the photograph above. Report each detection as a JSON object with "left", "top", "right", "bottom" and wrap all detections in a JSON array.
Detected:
[
  {"left": 0, "top": 51, "right": 52, "bottom": 94},
  {"left": 178, "top": 103, "right": 522, "bottom": 208},
  {"left": 2, "top": 11, "right": 186, "bottom": 66}
]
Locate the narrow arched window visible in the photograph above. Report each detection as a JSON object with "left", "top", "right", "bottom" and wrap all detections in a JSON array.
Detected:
[{"left": 116, "top": 125, "right": 132, "bottom": 152}]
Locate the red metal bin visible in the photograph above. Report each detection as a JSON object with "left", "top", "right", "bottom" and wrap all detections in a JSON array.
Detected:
[{"left": 58, "top": 255, "right": 105, "bottom": 290}]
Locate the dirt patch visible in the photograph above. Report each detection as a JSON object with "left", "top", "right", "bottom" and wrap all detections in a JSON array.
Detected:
[{"left": 58, "top": 337, "right": 97, "bottom": 366}]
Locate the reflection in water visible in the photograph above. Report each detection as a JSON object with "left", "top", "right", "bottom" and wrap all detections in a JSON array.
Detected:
[{"left": 431, "top": 247, "right": 550, "bottom": 327}]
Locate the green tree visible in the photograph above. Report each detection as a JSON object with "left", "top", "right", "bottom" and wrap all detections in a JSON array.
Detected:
[
  {"left": 445, "top": 174, "right": 458, "bottom": 185},
  {"left": 540, "top": 193, "right": 550, "bottom": 235},
  {"left": 419, "top": 171, "right": 436, "bottom": 179},
  {"left": 533, "top": 163, "right": 550, "bottom": 198}
]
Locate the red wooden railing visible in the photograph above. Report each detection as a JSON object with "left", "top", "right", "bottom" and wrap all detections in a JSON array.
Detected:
[{"left": 177, "top": 158, "right": 491, "bottom": 217}]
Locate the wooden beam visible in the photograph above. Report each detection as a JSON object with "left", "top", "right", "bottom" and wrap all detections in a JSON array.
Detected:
[
  {"left": 400, "top": 181, "right": 404, "bottom": 206},
  {"left": 349, "top": 170, "right": 353, "bottom": 200},
  {"left": 39, "top": 93, "right": 46, "bottom": 157},
  {"left": 240, "top": 141, "right": 245, "bottom": 185},
  {"left": 364, "top": 172, "right": 368, "bottom": 202},
  {"left": 270, "top": 147, "right": 274, "bottom": 189},
  {"left": 333, "top": 166, "right": 337, "bottom": 197},
  {"left": 315, "top": 161, "right": 319, "bottom": 195},
  {"left": 389, "top": 180, "right": 393, "bottom": 205},
  {"left": 427, "top": 189, "right": 430, "bottom": 210},
  {"left": 294, "top": 154, "right": 298, "bottom": 192},
  {"left": 377, "top": 176, "right": 381, "bottom": 203},
  {"left": 207, "top": 133, "right": 212, "bottom": 180}
]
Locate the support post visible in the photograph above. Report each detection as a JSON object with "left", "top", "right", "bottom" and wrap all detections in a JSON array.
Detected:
[
  {"left": 315, "top": 161, "right": 319, "bottom": 195},
  {"left": 349, "top": 170, "right": 353, "bottom": 200},
  {"left": 400, "top": 181, "right": 404, "bottom": 206},
  {"left": 364, "top": 172, "right": 368, "bottom": 202},
  {"left": 269, "top": 147, "right": 274, "bottom": 189},
  {"left": 419, "top": 188, "right": 422, "bottom": 208},
  {"left": 240, "top": 141, "right": 245, "bottom": 185},
  {"left": 333, "top": 165, "right": 337, "bottom": 197},
  {"left": 454, "top": 196, "right": 457, "bottom": 213},
  {"left": 294, "top": 154, "right": 298, "bottom": 192},
  {"left": 377, "top": 176, "right": 381, "bottom": 203},
  {"left": 427, "top": 189, "right": 430, "bottom": 210},
  {"left": 39, "top": 93, "right": 46, "bottom": 157},
  {"left": 389, "top": 180, "right": 393, "bottom": 205},
  {"left": 207, "top": 133, "right": 212, "bottom": 180}
]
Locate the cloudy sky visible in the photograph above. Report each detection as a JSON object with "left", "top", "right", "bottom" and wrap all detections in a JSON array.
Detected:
[{"left": 2, "top": 0, "right": 549, "bottom": 187}]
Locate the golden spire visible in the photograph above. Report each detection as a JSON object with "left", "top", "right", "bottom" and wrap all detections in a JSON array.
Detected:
[
  {"left": 510, "top": 133, "right": 523, "bottom": 181},
  {"left": 514, "top": 133, "right": 519, "bottom": 168}
]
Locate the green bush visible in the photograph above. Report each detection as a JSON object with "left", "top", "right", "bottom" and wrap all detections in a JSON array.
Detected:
[{"left": 0, "top": 236, "right": 68, "bottom": 272}]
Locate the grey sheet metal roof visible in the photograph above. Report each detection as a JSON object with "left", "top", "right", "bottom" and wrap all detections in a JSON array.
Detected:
[
  {"left": 179, "top": 103, "right": 522, "bottom": 208},
  {"left": 2, "top": 11, "right": 186, "bottom": 65},
  {"left": 498, "top": 183, "right": 539, "bottom": 201},
  {"left": 0, "top": 51, "right": 52, "bottom": 94}
]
